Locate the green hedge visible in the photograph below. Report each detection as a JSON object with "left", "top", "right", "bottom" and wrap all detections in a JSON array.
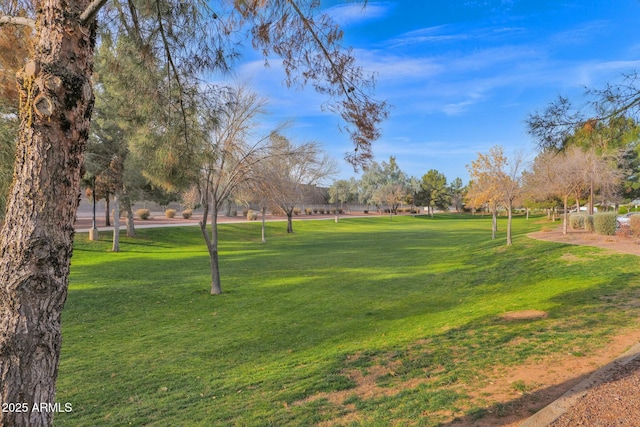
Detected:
[{"left": 593, "top": 212, "right": 618, "bottom": 235}]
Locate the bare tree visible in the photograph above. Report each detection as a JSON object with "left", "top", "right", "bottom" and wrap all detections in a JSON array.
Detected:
[
  {"left": 194, "top": 85, "right": 277, "bottom": 295},
  {"left": 531, "top": 148, "right": 588, "bottom": 234},
  {"left": 261, "top": 134, "right": 336, "bottom": 233},
  {"left": 235, "top": 173, "right": 272, "bottom": 243},
  {"left": 372, "top": 183, "right": 407, "bottom": 219}
]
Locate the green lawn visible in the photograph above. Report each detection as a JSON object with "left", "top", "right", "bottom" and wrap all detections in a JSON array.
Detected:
[{"left": 55, "top": 214, "right": 640, "bottom": 426}]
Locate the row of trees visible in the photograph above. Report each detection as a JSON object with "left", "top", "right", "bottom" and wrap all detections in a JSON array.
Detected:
[
  {"left": 0, "top": 1, "right": 387, "bottom": 425},
  {"left": 463, "top": 114, "right": 640, "bottom": 245},
  {"left": 89, "top": 61, "right": 336, "bottom": 293},
  {"left": 328, "top": 156, "right": 467, "bottom": 217}
]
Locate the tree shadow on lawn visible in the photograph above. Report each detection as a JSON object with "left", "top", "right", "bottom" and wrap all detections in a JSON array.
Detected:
[
  {"left": 61, "top": 240, "right": 640, "bottom": 425},
  {"left": 431, "top": 274, "right": 640, "bottom": 426},
  {"left": 285, "top": 272, "right": 640, "bottom": 424},
  {"left": 440, "top": 370, "right": 594, "bottom": 426},
  {"left": 64, "top": 219, "right": 640, "bottom": 422}
]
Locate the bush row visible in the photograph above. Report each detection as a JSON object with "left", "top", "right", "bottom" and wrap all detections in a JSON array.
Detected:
[
  {"left": 136, "top": 208, "right": 196, "bottom": 220},
  {"left": 569, "top": 212, "right": 617, "bottom": 235}
]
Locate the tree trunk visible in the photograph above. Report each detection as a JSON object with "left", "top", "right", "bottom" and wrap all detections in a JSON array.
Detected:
[
  {"left": 112, "top": 193, "right": 120, "bottom": 252},
  {"left": 104, "top": 192, "right": 111, "bottom": 226},
  {"left": 122, "top": 192, "right": 136, "bottom": 238},
  {"left": 506, "top": 204, "right": 513, "bottom": 246},
  {"left": 0, "top": 3, "right": 96, "bottom": 426},
  {"left": 589, "top": 179, "right": 595, "bottom": 215},
  {"left": 198, "top": 195, "right": 222, "bottom": 295},
  {"left": 286, "top": 211, "right": 294, "bottom": 233},
  {"left": 261, "top": 206, "right": 267, "bottom": 243},
  {"left": 208, "top": 205, "right": 222, "bottom": 295},
  {"left": 562, "top": 196, "right": 569, "bottom": 235},
  {"left": 491, "top": 206, "right": 497, "bottom": 240}
]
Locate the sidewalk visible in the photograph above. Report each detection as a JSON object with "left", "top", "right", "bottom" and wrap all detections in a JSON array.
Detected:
[{"left": 73, "top": 212, "right": 371, "bottom": 233}]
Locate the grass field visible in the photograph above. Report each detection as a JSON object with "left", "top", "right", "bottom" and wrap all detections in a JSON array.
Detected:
[{"left": 55, "top": 214, "right": 640, "bottom": 426}]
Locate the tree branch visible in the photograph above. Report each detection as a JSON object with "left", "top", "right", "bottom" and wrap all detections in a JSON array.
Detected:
[
  {"left": 80, "top": 0, "right": 109, "bottom": 25},
  {"left": 0, "top": 15, "right": 36, "bottom": 29},
  {"left": 285, "top": 0, "right": 354, "bottom": 100}
]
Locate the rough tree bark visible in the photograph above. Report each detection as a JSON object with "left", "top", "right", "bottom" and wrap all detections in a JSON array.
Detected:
[
  {"left": 199, "top": 197, "right": 222, "bottom": 295},
  {"left": 286, "top": 210, "right": 294, "bottom": 233},
  {"left": 104, "top": 191, "right": 110, "bottom": 226},
  {"left": 121, "top": 190, "right": 136, "bottom": 238},
  {"left": 0, "top": 2, "right": 96, "bottom": 426},
  {"left": 112, "top": 193, "right": 120, "bottom": 252},
  {"left": 261, "top": 206, "right": 267, "bottom": 243}
]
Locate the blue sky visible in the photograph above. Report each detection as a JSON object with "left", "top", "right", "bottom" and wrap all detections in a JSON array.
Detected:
[{"left": 235, "top": 0, "right": 640, "bottom": 184}]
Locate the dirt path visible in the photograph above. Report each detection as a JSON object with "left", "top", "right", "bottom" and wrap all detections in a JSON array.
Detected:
[{"left": 514, "top": 227, "right": 640, "bottom": 427}]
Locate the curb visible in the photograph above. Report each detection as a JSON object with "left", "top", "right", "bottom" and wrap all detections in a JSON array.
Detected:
[{"left": 519, "top": 341, "right": 640, "bottom": 426}]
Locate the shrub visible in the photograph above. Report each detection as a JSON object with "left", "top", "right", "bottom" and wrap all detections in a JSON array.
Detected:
[
  {"left": 229, "top": 210, "right": 237, "bottom": 217},
  {"left": 338, "top": 208, "right": 344, "bottom": 214},
  {"left": 585, "top": 215, "right": 595, "bottom": 232},
  {"left": 569, "top": 213, "right": 588, "bottom": 230},
  {"left": 182, "top": 209, "right": 193, "bottom": 219},
  {"left": 136, "top": 209, "right": 151, "bottom": 220},
  {"left": 165, "top": 209, "right": 176, "bottom": 219},
  {"left": 246, "top": 209, "right": 258, "bottom": 221},
  {"left": 293, "top": 207, "right": 301, "bottom": 215},
  {"left": 305, "top": 208, "right": 313, "bottom": 215},
  {"left": 363, "top": 210, "right": 368, "bottom": 214},
  {"left": 242, "top": 209, "right": 249, "bottom": 217},
  {"left": 593, "top": 212, "right": 618, "bottom": 235},
  {"left": 631, "top": 215, "right": 640, "bottom": 237},
  {"left": 318, "top": 208, "right": 325, "bottom": 214},
  {"left": 313, "top": 208, "right": 318, "bottom": 214}
]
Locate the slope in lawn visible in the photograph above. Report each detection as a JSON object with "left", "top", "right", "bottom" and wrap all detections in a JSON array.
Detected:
[{"left": 56, "top": 215, "right": 640, "bottom": 426}]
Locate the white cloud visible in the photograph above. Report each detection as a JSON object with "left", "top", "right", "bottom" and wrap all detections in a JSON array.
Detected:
[
  {"left": 324, "top": 2, "right": 394, "bottom": 27},
  {"left": 353, "top": 48, "right": 443, "bottom": 81},
  {"left": 387, "top": 24, "right": 526, "bottom": 49},
  {"left": 387, "top": 26, "right": 469, "bottom": 48},
  {"left": 549, "top": 20, "right": 609, "bottom": 47}
]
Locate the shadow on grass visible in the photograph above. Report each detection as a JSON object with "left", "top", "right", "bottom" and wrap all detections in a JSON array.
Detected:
[
  {"left": 441, "top": 371, "right": 594, "bottom": 426},
  {"left": 61, "top": 215, "right": 640, "bottom": 425}
]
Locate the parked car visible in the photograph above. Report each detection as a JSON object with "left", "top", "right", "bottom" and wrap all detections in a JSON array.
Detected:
[
  {"left": 570, "top": 206, "right": 598, "bottom": 213},
  {"left": 617, "top": 212, "right": 640, "bottom": 227}
]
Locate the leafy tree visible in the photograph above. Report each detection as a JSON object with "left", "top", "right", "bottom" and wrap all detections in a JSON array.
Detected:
[
  {"left": 357, "top": 161, "right": 384, "bottom": 211},
  {"left": 328, "top": 178, "right": 358, "bottom": 213},
  {"left": 467, "top": 146, "right": 523, "bottom": 244},
  {"left": 419, "top": 169, "right": 449, "bottom": 217},
  {"left": 0, "top": 1, "right": 386, "bottom": 424},
  {"left": 405, "top": 176, "right": 422, "bottom": 210},
  {"left": 449, "top": 177, "right": 466, "bottom": 213},
  {"left": 356, "top": 156, "right": 408, "bottom": 213}
]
